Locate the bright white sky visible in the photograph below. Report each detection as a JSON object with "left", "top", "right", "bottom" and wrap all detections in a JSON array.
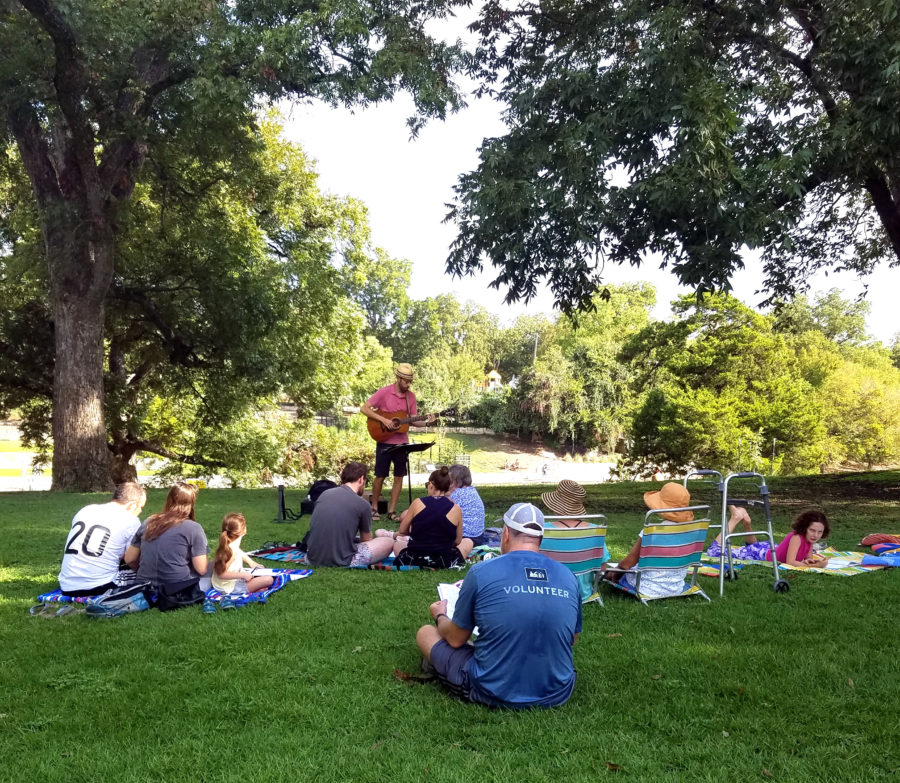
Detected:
[{"left": 281, "top": 80, "right": 898, "bottom": 345}]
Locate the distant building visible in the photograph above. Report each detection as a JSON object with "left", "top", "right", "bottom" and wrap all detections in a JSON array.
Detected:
[{"left": 472, "top": 370, "right": 503, "bottom": 394}]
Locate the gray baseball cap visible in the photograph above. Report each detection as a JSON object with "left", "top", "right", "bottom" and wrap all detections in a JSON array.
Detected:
[{"left": 502, "top": 503, "right": 545, "bottom": 536}]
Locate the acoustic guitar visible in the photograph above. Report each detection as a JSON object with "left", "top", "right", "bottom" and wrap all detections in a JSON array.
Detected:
[{"left": 367, "top": 408, "right": 454, "bottom": 443}]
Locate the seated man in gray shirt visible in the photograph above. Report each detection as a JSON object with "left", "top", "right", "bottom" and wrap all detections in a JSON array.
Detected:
[{"left": 306, "top": 462, "right": 396, "bottom": 567}]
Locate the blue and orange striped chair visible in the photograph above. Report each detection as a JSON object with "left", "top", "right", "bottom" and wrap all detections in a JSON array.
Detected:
[
  {"left": 540, "top": 516, "right": 608, "bottom": 605},
  {"left": 601, "top": 506, "right": 712, "bottom": 605}
]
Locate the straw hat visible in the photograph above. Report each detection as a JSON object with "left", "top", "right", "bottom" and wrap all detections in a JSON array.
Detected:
[
  {"left": 394, "top": 363, "right": 414, "bottom": 380},
  {"left": 541, "top": 479, "right": 587, "bottom": 517},
  {"left": 643, "top": 482, "right": 694, "bottom": 522}
]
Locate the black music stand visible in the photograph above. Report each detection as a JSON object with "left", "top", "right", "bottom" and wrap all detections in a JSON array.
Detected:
[{"left": 383, "top": 441, "right": 434, "bottom": 505}]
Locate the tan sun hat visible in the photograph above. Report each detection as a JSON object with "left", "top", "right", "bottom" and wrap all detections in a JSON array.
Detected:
[
  {"left": 541, "top": 479, "right": 587, "bottom": 517},
  {"left": 394, "top": 363, "right": 414, "bottom": 380},
  {"left": 643, "top": 482, "right": 694, "bottom": 522}
]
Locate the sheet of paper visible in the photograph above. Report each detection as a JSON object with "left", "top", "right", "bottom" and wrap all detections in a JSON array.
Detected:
[
  {"left": 437, "top": 580, "right": 464, "bottom": 618},
  {"left": 823, "top": 559, "right": 858, "bottom": 569},
  {"left": 437, "top": 580, "right": 477, "bottom": 636}
]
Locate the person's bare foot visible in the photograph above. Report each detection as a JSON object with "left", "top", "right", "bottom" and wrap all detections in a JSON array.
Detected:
[{"left": 728, "top": 505, "right": 751, "bottom": 527}]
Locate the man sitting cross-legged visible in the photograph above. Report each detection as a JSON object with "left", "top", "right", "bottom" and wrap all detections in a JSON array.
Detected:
[
  {"left": 58, "top": 482, "right": 147, "bottom": 597},
  {"left": 305, "top": 462, "right": 395, "bottom": 568},
  {"left": 416, "top": 503, "right": 582, "bottom": 709}
]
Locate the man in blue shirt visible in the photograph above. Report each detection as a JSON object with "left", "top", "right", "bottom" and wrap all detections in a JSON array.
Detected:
[{"left": 416, "top": 503, "right": 582, "bottom": 709}]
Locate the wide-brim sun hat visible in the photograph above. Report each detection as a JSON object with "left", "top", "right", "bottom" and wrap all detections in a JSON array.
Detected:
[
  {"left": 503, "top": 502, "right": 545, "bottom": 536},
  {"left": 394, "top": 363, "right": 414, "bottom": 380},
  {"left": 643, "top": 482, "right": 694, "bottom": 522},
  {"left": 541, "top": 479, "right": 587, "bottom": 517}
]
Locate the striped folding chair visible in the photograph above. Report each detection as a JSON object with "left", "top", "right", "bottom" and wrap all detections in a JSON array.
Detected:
[
  {"left": 601, "top": 506, "right": 712, "bottom": 605},
  {"left": 540, "top": 516, "right": 608, "bottom": 606}
]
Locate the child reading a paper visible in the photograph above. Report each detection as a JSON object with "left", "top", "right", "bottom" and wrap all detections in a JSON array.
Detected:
[
  {"left": 212, "top": 513, "right": 274, "bottom": 594},
  {"left": 707, "top": 507, "right": 829, "bottom": 567}
]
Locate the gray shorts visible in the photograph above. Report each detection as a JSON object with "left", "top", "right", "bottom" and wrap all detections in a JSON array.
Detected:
[{"left": 429, "top": 640, "right": 476, "bottom": 701}]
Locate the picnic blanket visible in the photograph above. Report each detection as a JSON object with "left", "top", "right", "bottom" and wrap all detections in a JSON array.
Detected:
[
  {"left": 352, "top": 555, "right": 431, "bottom": 571},
  {"left": 249, "top": 545, "right": 309, "bottom": 563},
  {"left": 703, "top": 547, "right": 886, "bottom": 576},
  {"left": 35, "top": 568, "right": 311, "bottom": 611},
  {"left": 35, "top": 589, "right": 99, "bottom": 605},
  {"left": 697, "top": 562, "right": 745, "bottom": 578},
  {"left": 203, "top": 569, "right": 312, "bottom": 606},
  {"left": 251, "top": 546, "right": 474, "bottom": 572}
]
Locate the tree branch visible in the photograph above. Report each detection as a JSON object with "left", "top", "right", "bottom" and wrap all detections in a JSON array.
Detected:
[
  {"left": 5, "top": 102, "right": 62, "bottom": 207},
  {"left": 109, "top": 281, "right": 202, "bottom": 367},
  {"left": 19, "top": 0, "right": 104, "bottom": 215},
  {"left": 864, "top": 171, "right": 900, "bottom": 261},
  {"left": 702, "top": 0, "right": 839, "bottom": 123},
  {"left": 121, "top": 437, "right": 227, "bottom": 468}
]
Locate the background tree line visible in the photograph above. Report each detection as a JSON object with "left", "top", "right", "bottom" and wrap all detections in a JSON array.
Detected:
[
  {"left": 4, "top": 112, "right": 899, "bottom": 485},
  {"left": 4, "top": 0, "right": 899, "bottom": 488}
]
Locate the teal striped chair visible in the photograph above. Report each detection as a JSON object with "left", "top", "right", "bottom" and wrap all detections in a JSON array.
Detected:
[
  {"left": 601, "top": 506, "right": 712, "bottom": 605},
  {"left": 540, "top": 516, "right": 608, "bottom": 606}
]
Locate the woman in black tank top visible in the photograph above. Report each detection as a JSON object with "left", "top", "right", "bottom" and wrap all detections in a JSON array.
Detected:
[{"left": 393, "top": 467, "right": 474, "bottom": 568}]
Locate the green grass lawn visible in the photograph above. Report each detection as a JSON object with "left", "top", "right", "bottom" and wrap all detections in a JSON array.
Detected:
[{"left": 1, "top": 473, "right": 898, "bottom": 781}]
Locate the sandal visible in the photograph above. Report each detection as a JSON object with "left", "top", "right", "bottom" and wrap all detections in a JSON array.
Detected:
[
  {"left": 371, "top": 510, "right": 381, "bottom": 522},
  {"left": 386, "top": 511, "right": 400, "bottom": 523}
]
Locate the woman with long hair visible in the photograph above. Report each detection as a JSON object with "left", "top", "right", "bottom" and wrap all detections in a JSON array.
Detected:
[{"left": 124, "top": 482, "right": 209, "bottom": 609}]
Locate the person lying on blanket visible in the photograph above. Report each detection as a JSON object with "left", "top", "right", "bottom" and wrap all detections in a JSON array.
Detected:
[
  {"left": 706, "top": 507, "right": 829, "bottom": 568},
  {"left": 602, "top": 482, "right": 696, "bottom": 599},
  {"left": 211, "top": 513, "right": 274, "bottom": 595}
]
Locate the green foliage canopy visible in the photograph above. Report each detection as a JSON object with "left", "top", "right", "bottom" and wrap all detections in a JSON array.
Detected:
[
  {"left": 448, "top": 0, "right": 900, "bottom": 312},
  {"left": 0, "top": 118, "right": 389, "bottom": 482},
  {"left": 623, "top": 295, "right": 827, "bottom": 475},
  {"left": 0, "top": 0, "right": 467, "bottom": 489}
]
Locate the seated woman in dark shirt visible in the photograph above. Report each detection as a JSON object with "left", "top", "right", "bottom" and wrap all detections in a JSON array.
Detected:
[
  {"left": 391, "top": 467, "right": 474, "bottom": 568},
  {"left": 124, "top": 482, "right": 209, "bottom": 608}
]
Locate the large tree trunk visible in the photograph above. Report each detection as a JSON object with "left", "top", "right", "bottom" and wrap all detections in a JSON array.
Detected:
[
  {"left": 46, "top": 220, "right": 114, "bottom": 492},
  {"left": 51, "top": 297, "right": 111, "bottom": 490}
]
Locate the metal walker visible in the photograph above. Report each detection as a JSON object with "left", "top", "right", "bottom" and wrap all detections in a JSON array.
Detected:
[{"left": 683, "top": 470, "right": 790, "bottom": 597}]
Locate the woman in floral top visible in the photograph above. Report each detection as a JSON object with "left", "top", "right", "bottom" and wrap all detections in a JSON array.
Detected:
[{"left": 448, "top": 464, "right": 486, "bottom": 546}]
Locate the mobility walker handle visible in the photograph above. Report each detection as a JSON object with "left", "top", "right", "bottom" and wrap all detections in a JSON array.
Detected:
[{"left": 683, "top": 469, "right": 724, "bottom": 491}]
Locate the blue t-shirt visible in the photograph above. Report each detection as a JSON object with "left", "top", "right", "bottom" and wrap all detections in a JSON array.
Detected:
[{"left": 452, "top": 550, "right": 582, "bottom": 708}]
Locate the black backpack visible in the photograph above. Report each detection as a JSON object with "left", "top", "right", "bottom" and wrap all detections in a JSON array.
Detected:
[
  {"left": 300, "top": 479, "right": 338, "bottom": 516},
  {"left": 297, "top": 479, "right": 339, "bottom": 552}
]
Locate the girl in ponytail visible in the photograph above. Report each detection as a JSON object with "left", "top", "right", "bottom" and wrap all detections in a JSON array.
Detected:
[{"left": 211, "top": 513, "right": 273, "bottom": 595}]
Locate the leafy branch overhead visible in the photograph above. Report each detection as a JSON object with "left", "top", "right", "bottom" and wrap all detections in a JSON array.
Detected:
[{"left": 448, "top": 0, "right": 900, "bottom": 312}]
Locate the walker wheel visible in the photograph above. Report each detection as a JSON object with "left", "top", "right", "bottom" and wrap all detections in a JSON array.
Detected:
[{"left": 774, "top": 580, "right": 790, "bottom": 594}]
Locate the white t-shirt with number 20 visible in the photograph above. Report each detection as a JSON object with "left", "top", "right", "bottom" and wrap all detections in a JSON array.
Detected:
[{"left": 58, "top": 502, "right": 141, "bottom": 592}]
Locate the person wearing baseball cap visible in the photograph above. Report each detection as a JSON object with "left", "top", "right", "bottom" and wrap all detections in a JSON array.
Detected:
[
  {"left": 360, "top": 363, "right": 435, "bottom": 523},
  {"left": 415, "top": 502, "right": 582, "bottom": 709}
]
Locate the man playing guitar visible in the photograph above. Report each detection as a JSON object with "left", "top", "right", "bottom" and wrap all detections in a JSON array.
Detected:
[{"left": 360, "top": 363, "right": 435, "bottom": 522}]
